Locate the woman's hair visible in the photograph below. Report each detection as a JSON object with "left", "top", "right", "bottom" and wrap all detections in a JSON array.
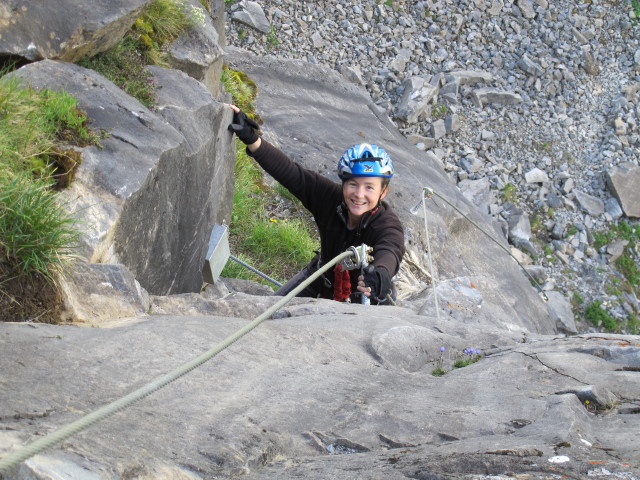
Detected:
[{"left": 341, "top": 177, "right": 391, "bottom": 190}]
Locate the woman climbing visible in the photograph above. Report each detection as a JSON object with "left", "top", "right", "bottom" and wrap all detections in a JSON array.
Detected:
[{"left": 227, "top": 104, "right": 404, "bottom": 305}]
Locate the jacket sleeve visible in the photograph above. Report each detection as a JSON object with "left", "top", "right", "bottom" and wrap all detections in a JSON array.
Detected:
[
  {"left": 369, "top": 208, "right": 405, "bottom": 276},
  {"left": 249, "top": 140, "right": 340, "bottom": 218}
]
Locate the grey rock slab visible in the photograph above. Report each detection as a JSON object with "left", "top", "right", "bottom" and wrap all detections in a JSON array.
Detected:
[
  {"left": 458, "top": 177, "right": 495, "bottom": 210},
  {"left": 574, "top": 190, "right": 605, "bottom": 217},
  {"left": 1, "top": 320, "right": 638, "bottom": 479},
  {"left": 224, "top": 48, "right": 554, "bottom": 335},
  {"left": 472, "top": 87, "right": 523, "bottom": 107},
  {"left": 445, "top": 70, "right": 494, "bottom": 86},
  {"left": 0, "top": 0, "right": 148, "bottom": 62},
  {"left": 59, "top": 262, "right": 150, "bottom": 323},
  {"left": 605, "top": 162, "right": 640, "bottom": 218},
  {"left": 544, "top": 290, "right": 577, "bottom": 335}
]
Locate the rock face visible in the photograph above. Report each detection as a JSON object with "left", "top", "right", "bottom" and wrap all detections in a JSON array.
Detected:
[
  {"left": 167, "top": 0, "right": 226, "bottom": 97},
  {"left": 224, "top": 48, "right": 553, "bottom": 335},
  {"left": 0, "top": 0, "right": 150, "bottom": 62},
  {"left": 0, "top": 307, "right": 638, "bottom": 479},
  {"left": 3, "top": 0, "right": 233, "bottom": 315},
  {"left": 1, "top": 1, "right": 639, "bottom": 479},
  {"left": 10, "top": 60, "right": 235, "bottom": 298}
]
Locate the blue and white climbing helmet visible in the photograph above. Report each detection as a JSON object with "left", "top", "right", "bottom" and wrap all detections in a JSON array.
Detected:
[{"left": 337, "top": 143, "right": 394, "bottom": 180}]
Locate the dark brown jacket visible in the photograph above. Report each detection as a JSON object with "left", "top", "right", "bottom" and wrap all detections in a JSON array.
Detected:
[{"left": 250, "top": 140, "right": 405, "bottom": 298}]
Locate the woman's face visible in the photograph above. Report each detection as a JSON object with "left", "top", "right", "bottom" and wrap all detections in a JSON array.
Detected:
[{"left": 342, "top": 176, "right": 388, "bottom": 222}]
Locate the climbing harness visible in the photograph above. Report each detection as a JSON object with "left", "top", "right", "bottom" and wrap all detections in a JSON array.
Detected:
[
  {"left": 0, "top": 247, "right": 363, "bottom": 474},
  {"left": 410, "top": 186, "right": 548, "bottom": 320},
  {"left": 332, "top": 264, "right": 351, "bottom": 302},
  {"left": 339, "top": 244, "right": 373, "bottom": 305}
]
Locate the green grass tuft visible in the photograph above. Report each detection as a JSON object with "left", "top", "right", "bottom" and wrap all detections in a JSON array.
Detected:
[
  {"left": 221, "top": 65, "right": 259, "bottom": 116},
  {"left": 501, "top": 183, "right": 517, "bottom": 203},
  {"left": 0, "top": 75, "right": 97, "bottom": 177},
  {"left": 0, "top": 173, "right": 80, "bottom": 283},
  {"left": 0, "top": 68, "right": 96, "bottom": 321},
  {"left": 584, "top": 300, "right": 618, "bottom": 331}
]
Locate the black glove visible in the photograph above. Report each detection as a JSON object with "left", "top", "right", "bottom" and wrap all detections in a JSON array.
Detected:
[
  {"left": 228, "top": 109, "right": 260, "bottom": 145},
  {"left": 363, "top": 265, "right": 391, "bottom": 301}
]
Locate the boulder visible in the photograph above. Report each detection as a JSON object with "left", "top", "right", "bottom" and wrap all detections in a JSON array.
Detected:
[
  {"left": 59, "top": 262, "right": 150, "bottom": 323},
  {"left": 517, "top": 54, "right": 544, "bottom": 76},
  {"left": 545, "top": 290, "right": 578, "bottom": 335},
  {"left": 167, "top": 0, "right": 226, "bottom": 97},
  {"left": 395, "top": 76, "right": 439, "bottom": 123},
  {"left": 430, "top": 118, "right": 446, "bottom": 139},
  {"left": 10, "top": 60, "right": 235, "bottom": 298},
  {"left": 517, "top": 0, "right": 537, "bottom": 19},
  {"left": 0, "top": 0, "right": 149, "bottom": 62},
  {"left": 230, "top": 0, "right": 271, "bottom": 34},
  {"left": 459, "top": 154, "right": 484, "bottom": 173},
  {"left": 472, "top": 87, "right": 523, "bottom": 107},
  {"left": 524, "top": 167, "right": 549, "bottom": 184},
  {"left": 444, "top": 114, "right": 460, "bottom": 133},
  {"left": 574, "top": 190, "right": 605, "bottom": 217},
  {"left": 605, "top": 162, "right": 640, "bottom": 218},
  {"left": 504, "top": 206, "right": 534, "bottom": 251}
]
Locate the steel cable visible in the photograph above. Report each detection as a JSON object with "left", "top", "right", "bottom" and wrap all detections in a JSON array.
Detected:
[{"left": 0, "top": 250, "right": 355, "bottom": 474}]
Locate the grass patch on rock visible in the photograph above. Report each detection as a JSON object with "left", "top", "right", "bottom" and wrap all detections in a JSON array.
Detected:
[
  {"left": 77, "top": 0, "right": 207, "bottom": 108},
  {"left": 577, "top": 220, "right": 640, "bottom": 333},
  {"left": 220, "top": 65, "right": 318, "bottom": 285},
  {"left": 0, "top": 72, "right": 96, "bottom": 322}
]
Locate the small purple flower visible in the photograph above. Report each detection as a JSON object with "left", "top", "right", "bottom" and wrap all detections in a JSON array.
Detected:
[{"left": 440, "top": 346, "right": 446, "bottom": 352}]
